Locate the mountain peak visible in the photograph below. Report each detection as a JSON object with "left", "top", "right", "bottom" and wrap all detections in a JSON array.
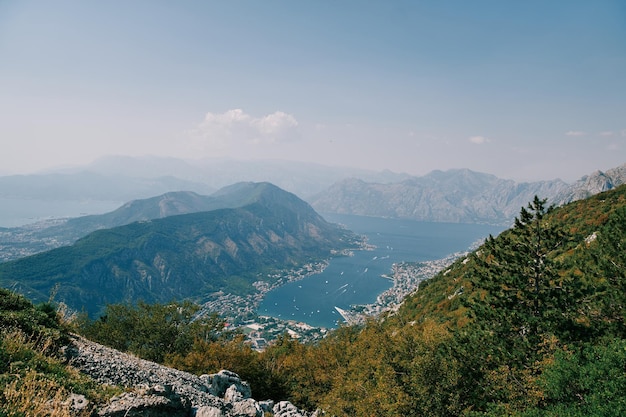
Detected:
[
  {"left": 555, "top": 162, "right": 626, "bottom": 204},
  {"left": 0, "top": 182, "right": 355, "bottom": 316}
]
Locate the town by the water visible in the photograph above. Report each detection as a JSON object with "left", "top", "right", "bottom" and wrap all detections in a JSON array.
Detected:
[
  {"left": 204, "top": 244, "right": 476, "bottom": 348},
  {"left": 1, "top": 216, "right": 483, "bottom": 349}
]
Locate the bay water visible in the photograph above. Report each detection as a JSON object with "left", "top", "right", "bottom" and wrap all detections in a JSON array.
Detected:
[
  {"left": 0, "top": 198, "right": 122, "bottom": 228},
  {"left": 258, "top": 213, "right": 504, "bottom": 328}
]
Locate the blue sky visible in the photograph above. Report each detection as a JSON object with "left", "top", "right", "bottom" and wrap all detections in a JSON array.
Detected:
[{"left": 1, "top": 1, "right": 625, "bottom": 181}]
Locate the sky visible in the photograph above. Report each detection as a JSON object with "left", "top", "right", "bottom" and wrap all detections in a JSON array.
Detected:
[{"left": 1, "top": 0, "right": 625, "bottom": 182}]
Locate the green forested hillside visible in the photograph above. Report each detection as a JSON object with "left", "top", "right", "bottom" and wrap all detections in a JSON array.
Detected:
[
  {"left": 2, "top": 185, "right": 625, "bottom": 416},
  {"left": 320, "top": 185, "right": 626, "bottom": 416},
  {"left": 93, "top": 184, "right": 625, "bottom": 416},
  {"left": 228, "top": 185, "right": 625, "bottom": 416},
  {"left": 0, "top": 182, "right": 357, "bottom": 316}
]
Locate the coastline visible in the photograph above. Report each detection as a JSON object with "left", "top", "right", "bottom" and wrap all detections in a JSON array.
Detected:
[
  {"left": 347, "top": 238, "right": 487, "bottom": 321},
  {"left": 197, "top": 236, "right": 369, "bottom": 325}
]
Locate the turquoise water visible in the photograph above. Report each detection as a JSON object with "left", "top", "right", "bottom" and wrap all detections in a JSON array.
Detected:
[{"left": 258, "top": 213, "right": 504, "bottom": 328}]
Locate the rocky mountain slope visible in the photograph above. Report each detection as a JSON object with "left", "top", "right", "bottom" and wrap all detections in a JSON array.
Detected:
[
  {"left": 0, "top": 286, "right": 313, "bottom": 417},
  {"left": 0, "top": 182, "right": 357, "bottom": 316},
  {"left": 309, "top": 163, "right": 626, "bottom": 225},
  {"left": 68, "top": 335, "right": 314, "bottom": 417},
  {"left": 309, "top": 168, "right": 569, "bottom": 225},
  {"left": 553, "top": 162, "right": 626, "bottom": 204}
]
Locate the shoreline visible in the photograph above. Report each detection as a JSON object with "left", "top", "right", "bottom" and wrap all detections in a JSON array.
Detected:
[
  {"left": 197, "top": 236, "right": 370, "bottom": 325},
  {"left": 347, "top": 238, "right": 487, "bottom": 321},
  {"left": 198, "top": 234, "right": 488, "bottom": 337}
]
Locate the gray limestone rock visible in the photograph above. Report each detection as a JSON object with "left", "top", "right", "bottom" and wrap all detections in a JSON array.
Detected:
[
  {"left": 272, "top": 401, "right": 322, "bottom": 417},
  {"left": 273, "top": 401, "right": 309, "bottom": 417},
  {"left": 195, "top": 405, "right": 225, "bottom": 417},
  {"left": 224, "top": 384, "right": 245, "bottom": 403},
  {"left": 230, "top": 398, "right": 262, "bottom": 417},
  {"left": 67, "top": 393, "right": 89, "bottom": 413},
  {"left": 66, "top": 334, "right": 314, "bottom": 417},
  {"left": 208, "top": 370, "right": 251, "bottom": 399},
  {"left": 97, "top": 385, "right": 190, "bottom": 417}
]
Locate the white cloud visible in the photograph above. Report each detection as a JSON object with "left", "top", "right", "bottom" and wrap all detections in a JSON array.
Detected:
[
  {"left": 468, "top": 136, "right": 488, "bottom": 145},
  {"left": 599, "top": 131, "right": 614, "bottom": 136},
  {"left": 251, "top": 111, "right": 298, "bottom": 136},
  {"left": 187, "top": 109, "right": 299, "bottom": 154},
  {"left": 565, "top": 130, "right": 586, "bottom": 136},
  {"left": 205, "top": 108, "right": 251, "bottom": 124}
]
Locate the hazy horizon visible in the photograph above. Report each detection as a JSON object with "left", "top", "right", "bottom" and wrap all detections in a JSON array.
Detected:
[
  {"left": 0, "top": 153, "right": 622, "bottom": 185},
  {"left": 1, "top": 1, "right": 625, "bottom": 182}
]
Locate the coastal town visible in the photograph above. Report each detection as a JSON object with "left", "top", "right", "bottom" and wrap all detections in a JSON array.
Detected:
[
  {"left": 205, "top": 243, "right": 480, "bottom": 347},
  {"left": 346, "top": 251, "right": 467, "bottom": 322},
  {"left": 1, "top": 214, "right": 483, "bottom": 348},
  {"left": 198, "top": 260, "right": 333, "bottom": 345},
  {"left": 0, "top": 218, "right": 72, "bottom": 262}
]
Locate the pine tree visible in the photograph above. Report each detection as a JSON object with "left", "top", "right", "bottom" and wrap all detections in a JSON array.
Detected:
[
  {"left": 586, "top": 206, "right": 626, "bottom": 337},
  {"left": 467, "top": 196, "right": 568, "bottom": 364}
]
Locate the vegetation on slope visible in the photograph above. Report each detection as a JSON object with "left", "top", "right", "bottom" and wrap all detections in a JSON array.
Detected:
[
  {"left": 2, "top": 185, "right": 625, "bottom": 416},
  {"left": 0, "top": 289, "right": 118, "bottom": 416},
  {"left": 0, "top": 182, "right": 357, "bottom": 317}
]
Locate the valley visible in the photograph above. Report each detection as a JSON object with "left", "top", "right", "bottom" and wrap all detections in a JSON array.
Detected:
[
  {"left": 1, "top": 171, "right": 625, "bottom": 416},
  {"left": 2, "top": 4, "right": 624, "bottom": 415},
  {"left": 1, "top": 162, "right": 623, "bottom": 340},
  {"left": 3, "top": 180, "right": 625, "bottom": 416},
  {"left": 258, "top": 214, "right": 503, "bottom": 328}
]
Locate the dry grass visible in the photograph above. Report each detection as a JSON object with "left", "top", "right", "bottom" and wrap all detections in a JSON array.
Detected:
[
  {"left": 0, "top": 329, "right": 95, "bottom": 417},
  {"left": 2, "top": 369, "right": 74, "bottom": 417}
]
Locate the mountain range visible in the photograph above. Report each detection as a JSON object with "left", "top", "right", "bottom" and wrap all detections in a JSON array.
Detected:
[
  {"left": 553, "top": 163, "right": 626, "bottom": 203},
  {"left": 0, "top": 170, "right": 215, "bottom": 202},
  {"left": 19, "top": 188, "right": 277, "bottom": 249},
  {"left": 3, "top": 180, "right": 624, "bottom": 417},
  {"left": 309, "top": 163, "right": 626, "bottom": 225},
  {"left": 0, "top": 182, "right": 358, "bottom": 316},
  {"left": 0, "top": 190, "right": 260, "bottom": 262},
  {"left": 2, "top": 156, "right": 624, "bottom": 229},
  {"left": 0, "top": 156, "right": 411, "bottom": 203},
  {"left": 2, "top": 162, "right": 625, "bottom": 262}
]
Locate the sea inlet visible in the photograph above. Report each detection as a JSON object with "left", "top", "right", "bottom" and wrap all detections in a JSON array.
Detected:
[{"left": 257, "top": 213, "right": 504, "bottom": 328}]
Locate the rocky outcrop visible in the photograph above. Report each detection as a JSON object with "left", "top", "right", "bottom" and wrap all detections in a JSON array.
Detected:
[
  {"left": 65, "top": 335, "right": 315, "bottom": 417},
  {"left": 96, "top": 385, "right": 190, "bottom": 417},
  {"left": 554, "top": 163, "right": 626, "bottom": 205},
  {"left": 273, "top": 401, "right": 321, "bottom": 417}
]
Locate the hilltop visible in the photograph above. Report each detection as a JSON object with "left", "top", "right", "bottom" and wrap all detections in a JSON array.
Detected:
[
  {"left": 0, "top": 182, "right": 358, "bottom": 316},
  {"left": 0, "top": 186, "right": 303, "bottom": 262}
]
